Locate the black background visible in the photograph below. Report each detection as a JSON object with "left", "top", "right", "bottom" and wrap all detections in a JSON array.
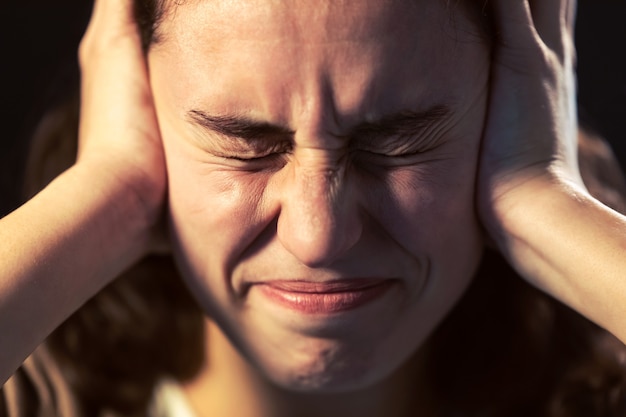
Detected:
[{"left": 1, "top": 1, "right": 624, "bottom": 216}]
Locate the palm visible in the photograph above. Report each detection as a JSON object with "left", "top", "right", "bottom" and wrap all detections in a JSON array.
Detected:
[{"left": 478, "top": 0, "right": 579, "bottom": 228}]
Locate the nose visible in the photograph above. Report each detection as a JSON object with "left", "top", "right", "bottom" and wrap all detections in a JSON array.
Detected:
[{"left": 277, "top": 160, "right": 362, "bottom": 268}]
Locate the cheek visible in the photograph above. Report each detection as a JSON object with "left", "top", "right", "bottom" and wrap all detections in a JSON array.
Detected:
[
  {"left": 372, "top": 99, "right": 487, "bottom": 265},
  {"left": 374, "top": 155, "right": 484, "bottom": 321},
  {"left": 373, "top": 159, "right": 483, "bottom": 346},
  {"left": 378, "top": 160, "right": 482, "bottom": 258},
  {"left": 150, "top": 59, "right": 273, "bottom": 281},
  {"left": 160, "top": 127, "right": 273, "bottom": 299}
]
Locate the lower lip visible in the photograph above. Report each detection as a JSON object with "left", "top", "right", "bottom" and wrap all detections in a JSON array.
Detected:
[{"left": 253, "top": 281, "right": 395, "bottom": 314}]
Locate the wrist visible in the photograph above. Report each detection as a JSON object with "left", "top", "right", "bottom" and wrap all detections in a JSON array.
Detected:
[
  {"left": 63, "top": 161, "right": 165, "bottom": 265},
  {"left": 479, "top": 169, "right": 596, "bottom": 295},
  {"left": 481, "top": 172, "right": 626, "bottom": 340},
  {"left": 0, "top": 160, "right": 164, "bottom": 382},
  {"left": 479, "top": 165, "right": 584, "bottom": 248}
]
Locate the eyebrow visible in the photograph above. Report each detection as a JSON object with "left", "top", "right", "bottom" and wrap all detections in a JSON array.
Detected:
[
  {"left": 188, "top": 111, "right": 294, "bottom": 142},
  {"left": 349, "top": 106, "right": 452, "bottom": 149},
  {"left": 186, "top": 105, "right": 452, "bottom": 145}
]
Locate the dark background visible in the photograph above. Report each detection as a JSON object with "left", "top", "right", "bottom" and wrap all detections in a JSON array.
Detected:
[{"left": 0, "top": 1, "right": 625, "bottom": 217}]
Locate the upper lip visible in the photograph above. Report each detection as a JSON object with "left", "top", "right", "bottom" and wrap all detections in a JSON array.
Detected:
[{"left": 251, "top": 278, "right": 393, "bottom": 294}]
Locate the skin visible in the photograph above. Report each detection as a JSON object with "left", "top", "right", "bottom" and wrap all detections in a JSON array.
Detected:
[
  {"left": 148, "top": 0, "right": 489, "bottom": 398},
  {"left": 7, "top": 0, "right": 626, "bottom": 416}
]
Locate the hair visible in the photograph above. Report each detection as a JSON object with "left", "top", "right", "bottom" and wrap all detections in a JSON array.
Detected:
[
  {"left": 132, "top": 0, "right": 167, "bottom": 51},
  {"left": 21, "top": 1, "right": 626, "bottom": 416}
]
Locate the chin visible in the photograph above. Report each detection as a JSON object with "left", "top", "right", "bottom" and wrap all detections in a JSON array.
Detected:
[
  {"left": 249, "top": 335, "right": 407, "bottom": 393},
  {"left": 264, "top": 360, "right": 387, "bottom": 393}
]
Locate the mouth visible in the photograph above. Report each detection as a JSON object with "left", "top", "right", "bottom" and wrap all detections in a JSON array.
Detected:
[{"left": 251, "top": 279, "right": 397, "bottom": 314}]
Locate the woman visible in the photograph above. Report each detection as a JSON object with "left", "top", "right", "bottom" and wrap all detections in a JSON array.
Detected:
[{"left": 3, "top": 0, "right": 626, "bottom": 415}]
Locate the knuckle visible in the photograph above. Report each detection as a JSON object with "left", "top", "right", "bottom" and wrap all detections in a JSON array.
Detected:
[
  {"left": 77, "top": 36, "right": 92, "bottom": 69},
  {"left": 78, "top": 25, "right": 103, "bottom": 70},
  {"left": 78, "top": 27, "right": 136, "bottom": 73}
]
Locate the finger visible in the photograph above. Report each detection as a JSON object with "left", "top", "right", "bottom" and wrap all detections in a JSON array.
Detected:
[
  {"left": 528, "top": 0, "right": 576, "bottom": 60},
  {"left": 85, "top": 0, "right": 136, "bottom": 41},
  {"left": 564, "top": 0, "right": 577, "bottom": 34},
  {"left": 79, "top": 0, "right": 147, "bottom": 98},
  {"left": 528, "top": 0, "right": 561, "bottom": 48},
  {"left": 79, "top": 0, "right": 142, "bottom": 67},
  {"left": 77, "top": 0, "right": 154, "bottom": 152},
  {"left": 564, "top": 0, "right": 577, "bottom": 61},
  {"left": 490, "top": 0, "right": 545, "bottom": 52},
  {"left": 489, "top": 0, "right": 547, "bottom": 71}
]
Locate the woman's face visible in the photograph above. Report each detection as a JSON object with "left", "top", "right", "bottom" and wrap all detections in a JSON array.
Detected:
[{"left": 149, "top": 0, "right": 489, "bottom": 391}]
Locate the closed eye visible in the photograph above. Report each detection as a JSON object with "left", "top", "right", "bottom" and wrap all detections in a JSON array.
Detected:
[
  {"left": 219, "top": 150, "right": 289, "bottom": 162},
  {"left": 209, "top": 142, "right": 292, "bottom": 171},
  {"left": 348, "top": 106, "right": 451, "bottom": 156},
  {"left": 352, "top": 131, "right": 447, "bottom": 159},
  {"left": 186, "top": 105, "right": 453, "bottom": 167}
]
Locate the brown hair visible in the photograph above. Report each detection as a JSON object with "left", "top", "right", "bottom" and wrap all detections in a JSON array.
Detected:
[
  {"left": 25, "top": 100, "right": 205, "bottom": 416},
  {"left": 22, "top": 1, "right": 626, "bottom": 416}
]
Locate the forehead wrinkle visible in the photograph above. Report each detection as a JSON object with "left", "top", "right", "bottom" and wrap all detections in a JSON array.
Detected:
[
  {"left": 157, "top": 0, "right": 431, "bottom": 48},
  {"left": 151, "top": 0, "right": 490, "bottom": 143}
]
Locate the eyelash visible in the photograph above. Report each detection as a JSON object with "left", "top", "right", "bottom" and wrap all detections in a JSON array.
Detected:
[
  {"left": 211, "top": 140, "right": 292, "bottom": 162},
  {"left": 350, "top": 137, "right": 448, "bottom": 168},
  {"left": 352, "top": 143, "right": 433, "bottom": 160},
  {"left": 216, "top": 149, "right": 291, "bottom": 170},
  {"left": 213, "top": 135, "right": 441, "bottom": 167},
  {"left": 358, "top": 149, "right": 423, "bottom": 158},
  {"left": 224, "top": 152, "right": 286, "bottom": 162}
]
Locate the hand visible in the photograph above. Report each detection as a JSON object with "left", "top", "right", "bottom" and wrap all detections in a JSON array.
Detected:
[
  {"left": 0, "top": 0, "right": 168, "bottom": 382},
  {"left": 77, "top": 0, "right": 167, "bottom": 252},
  {"left": 478, "top": 0, "right": 581, "bottom": 238}
]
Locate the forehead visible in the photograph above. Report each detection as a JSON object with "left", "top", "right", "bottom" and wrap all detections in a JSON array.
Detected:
[
  {"left": 159, "top": 0, "right": 439, "bottom": 42},
  {"left": 150, "top": 0, "right": 489, "bottom": 126}
]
